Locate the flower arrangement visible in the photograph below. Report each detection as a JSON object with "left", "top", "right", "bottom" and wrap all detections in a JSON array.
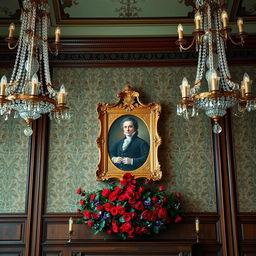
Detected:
[{"left": 76, "top": 173, "right": 183, "bottom": 239}]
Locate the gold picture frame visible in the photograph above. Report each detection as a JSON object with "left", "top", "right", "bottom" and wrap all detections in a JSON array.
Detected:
[{"left": 96, "top": 86, "right": 161, "bottom": 181}]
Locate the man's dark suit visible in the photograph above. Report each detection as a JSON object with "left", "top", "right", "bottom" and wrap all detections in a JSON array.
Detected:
[{"left": 109, "top": 132, "right": 149, "bottom": 171}]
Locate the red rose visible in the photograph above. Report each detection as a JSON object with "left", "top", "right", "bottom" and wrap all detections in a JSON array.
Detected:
[
  {"left": 96, "top": 204, "right": 104, "bottom": 211},
  {"left": 117, "top": 205, "right": 125, "bottom": 215},
  {"left": 125, "top": 188, "right": 135, "bottom": 199},
  {"left": 108, "top": 191, "right": 118, "bottom": 201},
  {"left": 142, "top": 210, "right": 150, "bottom": 220},
  {"left": 112, "top": 220, "right": 119, "bottom": 233},
  {"left": 149, "top": 212, "right": 157, "bottom": 222},
  {"left": 101, "top": 188, "right": 111, "bottom": 197},
  {"left": 128, "top": 198, "right": 137, "bottom": 205},
  {"left": 90, "top": 194, "right": 96, "bottom": 201},
  {"left": 138, "top": 186, "right": 145, "bottom": 193},
  {"left": 163, "top": 197, "right": 168, "bottom": 203},
  {"left": 135, "top": 192, "right": 142, "bottom": 200},
  {"left": 177, "top": 192, "right": 181, "bottom": 197},
  {"left": 104, "top": 202, "right": 114, "bottom": 211},
  {"left": 123, "top": 173, "right": 133, "bottom": 180},
  {"left": 120, "top": 179, "right": 127, "bottom": 186},
  {"left": 131, "top": 179, "right": 136, "bottom": 184},
  {"left": 80, "top": 199, "right": 85, "bottom": 206},
  {"left": 87, "top": 220, "right": 94, "bottom": 227},
  {"left": 77, "top": 209, "right": 81, "bottom": 213},
  {"left": 120, "top": 222, "right": 133, "bottom": 233},
  {"left": 83, "top": 210, "right": 91, "bottom": 219},
  {"left": 106, "top": 230, "right": 112, "bottom": 235},
  {"left": 134, "top": 201, "right": 144, "bottom": 211},
  {"left": 118, "top": 194, "right": 127, "bottom": 202},
  {"left": 127, "top": 184, "right": 136, "bottom": 191},
  {"left": 114, "top": 186, "right": 123, "bottom": 194},
  {"left": 122, "top": 213, "right": 131, "bottom": 222},
  {"left": 92, "top": 212, "right": 99, "bottom": 220},
  {"left": 76, "top": 187, "right": 82, "bottom": 194},
  {"left": 159, "top": 185, "right": 165, "bottom": 191},
  {"left": 141, "top": 227, "right": 147, "bottom": 234},
  {"left": 158, "top": 208, "right": 168, "bottom": 219},
  {"left": 151, "top": 196, "right": 158, "bottom": 202},
  {"left": 110, "top": 207, "right": 119, "bottom": 216},
  {"left": 174, "top": 216, "right": 182, "bottom": 223}
]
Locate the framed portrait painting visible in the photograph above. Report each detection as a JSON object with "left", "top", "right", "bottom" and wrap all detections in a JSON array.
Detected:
[{"left": 96, "top": 86, "right": 161, "bottom": 181}]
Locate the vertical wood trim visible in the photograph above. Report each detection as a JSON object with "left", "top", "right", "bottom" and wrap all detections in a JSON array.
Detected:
[
  {"left": 224, "top": 113, "right": 239, "bottom": 253},
  {"left": 25, "top": 115, "right": 48, "bottom": 256},
  {"left": 25, "top": 120, "right": 38, "bottom": 256},
  {"left": 212, "top": 115, "right": 239, "bottom": 255}
]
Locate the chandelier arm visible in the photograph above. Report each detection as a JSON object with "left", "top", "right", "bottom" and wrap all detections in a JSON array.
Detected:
[
  {"left": 227, "top": 33, "right": 245, "bottom": 46},
  {"left": 179, "top": 36, "right": 196, "bottom": 51},
  {"left": 7, "top": 40, "right": 20, "bottom": 50}
]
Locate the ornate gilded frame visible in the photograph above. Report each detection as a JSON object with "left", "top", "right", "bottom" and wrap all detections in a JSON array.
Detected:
[{"left": 96, "top": 86, "right": 161, "bottom": 181}]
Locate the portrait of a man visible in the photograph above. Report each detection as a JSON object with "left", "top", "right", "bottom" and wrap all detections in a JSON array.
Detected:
[{"left": 108, "top": 115, "right": 150, "bottom": 171}]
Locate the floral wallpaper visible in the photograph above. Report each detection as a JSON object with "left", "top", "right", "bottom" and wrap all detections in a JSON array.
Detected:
[
  {"left": 46, "top": 66, "right": 216, "bottom": 213},
  {"left": 231, "top": 65, "right": 256, "bottom": 212},
  {"left": 0, "top": 68, "right": 30, "bottom": 213}
]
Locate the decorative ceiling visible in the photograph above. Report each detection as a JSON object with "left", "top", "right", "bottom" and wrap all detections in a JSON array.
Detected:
[{"left": 0, "top": 0, "right": 255, "bottom": 37}]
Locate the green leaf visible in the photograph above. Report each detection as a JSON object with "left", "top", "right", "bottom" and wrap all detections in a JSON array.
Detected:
[{"left": 153, "top": 225, "right": 159, "bottom": 234}]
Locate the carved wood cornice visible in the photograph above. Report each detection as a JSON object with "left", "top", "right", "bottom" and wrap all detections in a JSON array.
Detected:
[{"left": 1, "top": 37, "right": 256, "bottom": 67}]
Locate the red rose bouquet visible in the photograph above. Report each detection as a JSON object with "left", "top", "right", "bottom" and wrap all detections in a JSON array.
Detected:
[{"left": 76, "top": 173, "right": 183, "bottom": 239}]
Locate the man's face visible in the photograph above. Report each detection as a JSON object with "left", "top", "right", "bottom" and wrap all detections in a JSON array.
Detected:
[{"left": 123, "top": 121, "right": 135, "bottom": 136}]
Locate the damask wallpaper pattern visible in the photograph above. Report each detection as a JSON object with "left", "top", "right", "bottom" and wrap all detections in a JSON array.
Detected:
[
  {"left": 0, "top": 68, "right": 30, "bottom": 213},
  {"left": 231, "top": 65, "right": 256, "bottom": 212},
  {"left": 46, "top": 66, "right": 216, "bottom": 213}
]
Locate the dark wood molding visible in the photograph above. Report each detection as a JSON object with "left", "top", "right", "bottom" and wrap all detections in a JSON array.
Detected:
[
  {"left": 1, "top": 37, "right": 256, "bottom": 67},
  {"left": 212, "top": 114, "right": 239, "bottom": 255},
  {"left": 26, "top": 116, "right": 49, "bottom": 256}
]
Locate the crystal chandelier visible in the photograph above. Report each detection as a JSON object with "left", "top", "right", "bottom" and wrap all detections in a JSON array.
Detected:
[
  {"left": 176, "top": 0, "right": 254, "bottom": 134},
  {"left": 0, "top": 0, "right": 70, "bottom": 136}
]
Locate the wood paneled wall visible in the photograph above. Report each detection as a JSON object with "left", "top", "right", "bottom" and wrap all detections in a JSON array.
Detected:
[{"left": 0, "top": 37, "right": 256, "bottom": 256}]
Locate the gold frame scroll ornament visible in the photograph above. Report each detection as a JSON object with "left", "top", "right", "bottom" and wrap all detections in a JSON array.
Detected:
[{"left": 96, "top": 86, "right": 162, "bottom": 181}]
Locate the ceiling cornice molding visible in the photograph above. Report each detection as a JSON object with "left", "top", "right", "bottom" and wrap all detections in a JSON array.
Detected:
[{"left": 0, "top": 37, "right": 256, "bottom": 67}]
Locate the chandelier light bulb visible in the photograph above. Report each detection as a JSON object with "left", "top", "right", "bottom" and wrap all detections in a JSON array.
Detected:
[{"left": 237, "top": 18, "right": 244, "bottom": 33}]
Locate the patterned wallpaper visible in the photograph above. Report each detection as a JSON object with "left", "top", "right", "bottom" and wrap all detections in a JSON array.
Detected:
[
  {"left": 231, "top": 65, "right": 256, "bottom": 212},
  {"left": 46, "top": 66, "right": 216, "bottom": 213},
  {"left": 0, "top": 68, "right": 30, "bottom": 213}
]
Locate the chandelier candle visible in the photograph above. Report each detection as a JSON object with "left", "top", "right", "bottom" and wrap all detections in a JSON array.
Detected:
[
  {"left": 237, "top": 18, "right": 244, "bottom": 33},
  {"left": 177, "top": 24, "right": 183, "bottom": 40},
  {"left": 8, "top": 23, "right": 15, "bottom": 39},
  {"left": 194, "top": 12, "right": 202, "bottom": 30},
  {"left": 221, "top": 11, "right": 228, "bottom": 28},
  {"left": 55, "top": 27, "right": 61, "bottom": 43},
  {"left": 0, "top": 76, "right": 7, "bottom": 96}
]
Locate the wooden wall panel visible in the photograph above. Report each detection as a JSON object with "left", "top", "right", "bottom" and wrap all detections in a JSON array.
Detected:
[
  {"left": 0, "top": 223, "right": 23, "bottom": 242},
  {"left": 0, "top": 248, "right": 24, "bottom": 256}
]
